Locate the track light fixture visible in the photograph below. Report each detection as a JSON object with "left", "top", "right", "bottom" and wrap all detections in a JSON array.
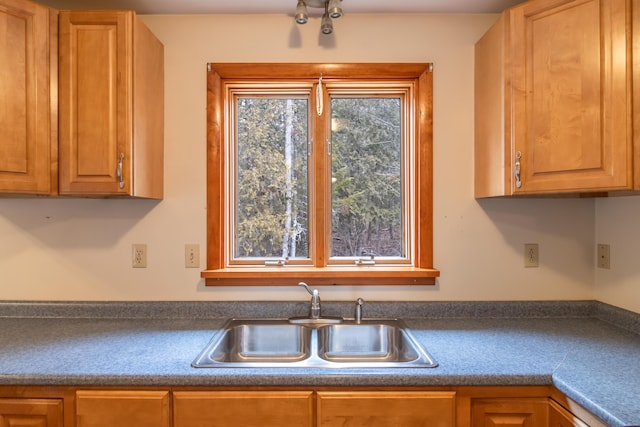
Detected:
[{"left": 295, "top": 0, "right": 343, "bottom": 35}]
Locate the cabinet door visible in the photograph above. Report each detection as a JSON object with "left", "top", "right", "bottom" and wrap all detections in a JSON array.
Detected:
[
  {"left": 471, "top": 397, "right": 548, "bottom": 427},
  {"left": 58, "top": 10, "right": 133, "bottom": 196},
  {"left": 76, "top": 390, "right": 170, "bottom": 427},
  {"left": 0, "top": 398, "right": 63, "bottom": 427},
  {"left": 173, "top": 391, "right": 314, "bottom": 427},
  {"left": 317, "top": 391, "right": 456, "bottom": 427},
  {"left": 0, "top": 0, "right": 55, "bottom": 194},
  {"left": 510, "top": 0, "right": 631, "bottom": 194}
]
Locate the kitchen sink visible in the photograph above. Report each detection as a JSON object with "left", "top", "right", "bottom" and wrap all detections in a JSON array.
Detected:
[
  {"left": 197, "top": 320, "right": 312, "bottom": 363},
  {"left": 317, "top": 322, "right": 422, "bottom": 363},
  {"left": 192, "top": 318, "right": 438, "bottom": 368}
]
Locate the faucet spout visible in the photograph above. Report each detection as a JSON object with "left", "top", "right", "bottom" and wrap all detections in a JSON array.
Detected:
[
  {"left": 289, "top": 282, "right": 342, "bottom": 325},
  {"left": 298, "top": 282, "right": 321, "bottom": 319}
]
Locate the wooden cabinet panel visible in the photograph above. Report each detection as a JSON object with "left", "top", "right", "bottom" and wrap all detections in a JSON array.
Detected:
[
  {"left": 474, "top": 11, "right": 510, "bottom": 199},
  {"left": 475, "top": 0, "right": 633, "bottom": 196},
  {"left": 76, "top": 390, "right": 170, "bottom": 427},
  {"left": 317, "top": 391, "right": 456, "bottom": 427},
  {"left": 0, "top": 398, "right": 63, "bottom": 427},
  {"left": 58, "top": 10, "right": 163, "bottom": 198},
  {"left": 471, "top": 398, "right": 548, "bottom": 427},
  {"left": 548, "top": 400, "right": 589, "bottom": 427},
  {"left": 59, "top": 11, "right": 124, "bottom": 194},
  {"left": 0, "top": 0, "right": 56, "bottom": 195},
  {"left": 173, "top": 390, "right": 314, "bottom": 427}
]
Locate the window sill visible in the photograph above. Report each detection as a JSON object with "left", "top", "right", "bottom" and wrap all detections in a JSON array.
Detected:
[{"left": 201, "top": 267, "right": 440, "bottom": 286}]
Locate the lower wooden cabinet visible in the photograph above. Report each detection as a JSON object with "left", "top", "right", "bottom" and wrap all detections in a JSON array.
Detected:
[
  {"left": 173, "top": 391, "right": 314, "bottom": 427},
  {"left": 471, "top": 397, "right": 549, "bottom": 427},
  {"left": 0, "top": 398, "right": 63, "bottom": 427},
  {"left": 0, "top": 386, "right": 605, "bottom": 427},
  {"left": 317, "top": 391, "right": 456, "bottom": 427},
  {"left": 75, "top": 390, "right": 170, "bottom": 427}
]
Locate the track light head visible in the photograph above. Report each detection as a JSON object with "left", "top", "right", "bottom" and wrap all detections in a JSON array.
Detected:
[
  {"left": 295, "top": 0, "right": 308, "bottom": 24},
  {"left": 320, "top": 11, "right": 333, "bottom": 34},
  {"left": 327, "top": 0, "right": 343, "bottom": 18}
]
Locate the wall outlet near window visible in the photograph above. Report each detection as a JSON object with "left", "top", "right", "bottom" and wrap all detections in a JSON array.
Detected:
[
  {"left": 597, "top": 244, "right": 610, "bottom": 269},
  {"left": 524, "top": 243, "right": 539, "bottom": 268},
  {"left": 185, "top": 244, "right": 200, "bottom": 268},
  {"left": 132, "top": 244, "right": 147, "bottom": 268}
]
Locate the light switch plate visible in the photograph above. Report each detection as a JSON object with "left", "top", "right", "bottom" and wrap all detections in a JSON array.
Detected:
[
  {"left": 597, "top": 244, "right": 610, "bottom": 269},
  {"left": 185, "top": 244, "right": 200, "bottom": 268}
]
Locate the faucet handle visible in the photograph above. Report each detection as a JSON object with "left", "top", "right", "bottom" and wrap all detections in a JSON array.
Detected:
[{"left": 355, "top": 297, "right": 364, "bottom": 323}]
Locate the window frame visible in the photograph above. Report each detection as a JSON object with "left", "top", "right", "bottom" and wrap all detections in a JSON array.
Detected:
[{"left": 203, "top": 63, "right": 439, "bottom": 286}]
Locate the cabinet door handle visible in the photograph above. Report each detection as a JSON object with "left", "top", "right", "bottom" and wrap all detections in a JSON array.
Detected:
[
  {"left": 515, "top": 151, "right": 522, "bottom": 188},
  {"left": 117, "top": 152, "right": 125, "bottom": 189}
]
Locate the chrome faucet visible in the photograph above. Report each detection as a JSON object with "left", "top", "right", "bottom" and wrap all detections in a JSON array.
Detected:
[
  {"left": 354, "top": 297, "right": 364, "bottom": 323},
  {"left": 298, "top": 282, "right": 321, "bottom": 319}
]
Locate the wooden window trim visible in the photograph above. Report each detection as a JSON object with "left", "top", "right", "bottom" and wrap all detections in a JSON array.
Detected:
[{"left": 202, "top": 63, "right": 439, "bottom": 286}]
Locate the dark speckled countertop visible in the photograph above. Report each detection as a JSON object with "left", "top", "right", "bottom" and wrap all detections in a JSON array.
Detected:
[{"left": 0, "top": 300, "right": 638, "bottom": 427}]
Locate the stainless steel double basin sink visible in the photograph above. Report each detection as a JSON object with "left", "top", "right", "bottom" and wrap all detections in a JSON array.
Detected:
[{"left": 192, "top": 318, "right": 438, "bottom": 368}]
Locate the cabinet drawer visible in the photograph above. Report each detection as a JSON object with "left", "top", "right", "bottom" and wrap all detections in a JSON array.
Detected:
[
  {"left": 317, "top": 391, "right": 456, "bottom": 427},
  {"left": 173, "top": 390, "right": 314, "bottom": 427},
  {"left": 76, "top": 390, "right": 170, "bottom": 427}
]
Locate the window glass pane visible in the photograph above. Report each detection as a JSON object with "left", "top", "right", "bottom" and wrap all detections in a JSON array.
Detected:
[
  {"left": 330, "top": 97, "right": 404, "bottom": 258},
  {"left": 234, "top": 97, "right": 309, "bottom": 259}
]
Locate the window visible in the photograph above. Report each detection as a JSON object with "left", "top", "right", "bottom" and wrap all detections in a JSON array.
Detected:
[{"left": 203, "top": 63, "right": 438, "bottom": 286}]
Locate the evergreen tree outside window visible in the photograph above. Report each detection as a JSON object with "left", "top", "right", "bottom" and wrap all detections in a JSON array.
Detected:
[
  {"left": 329, "top": 95, "right": 406, "bottom": 262},
  {"left": 234, "top": 96, "right": 310, "bottom": 260}
]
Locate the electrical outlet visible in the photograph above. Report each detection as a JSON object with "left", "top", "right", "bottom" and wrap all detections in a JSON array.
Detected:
[
  {"left": 185, "top": 244, "right": 200, "bottom": 268},
  {"left": 597, "top": 244, "right": 610, "bottom": 269},
  {"left": 132, "top": 244, "right": 147, "bottom": 268},
  {"left": 524, "top": 243, "right": 539, "bottom": 268}
]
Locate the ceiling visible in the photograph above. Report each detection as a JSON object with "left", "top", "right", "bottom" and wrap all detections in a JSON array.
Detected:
[{"left": 37, "top": 0, "right": 525, "bottom": 15}]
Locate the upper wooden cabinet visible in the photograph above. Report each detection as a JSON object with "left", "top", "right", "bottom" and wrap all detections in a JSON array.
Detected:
[
  {"left": 0, "top": 0, "right": 57, "bottom": 195},
  {"left": 58, "top": 10, "right": 164, "bottom": 198},
  {"left": 475, "top": 0, "right": 633, "bottom": 197}
]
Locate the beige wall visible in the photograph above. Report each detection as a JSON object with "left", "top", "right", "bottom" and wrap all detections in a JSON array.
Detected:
[
  {"left": 595, "top": 197, "right": 640, "bottom": 313},
  {"left": 1, "top": 13, "right": 623, "bottom": 310}
]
